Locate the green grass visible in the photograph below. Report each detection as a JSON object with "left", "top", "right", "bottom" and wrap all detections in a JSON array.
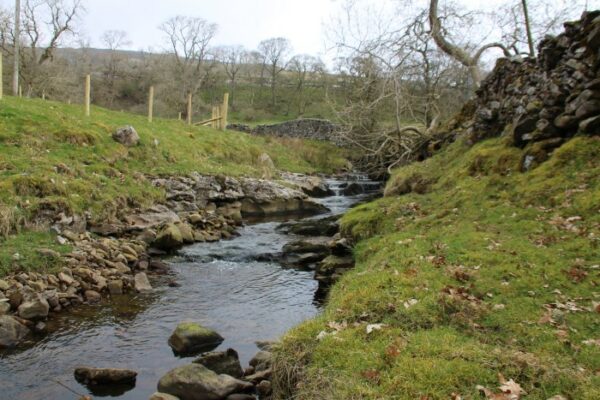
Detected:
[
  {"left": 274, "top": 135, "right": 600, "bottom": 399},
  {"left": 0, "top": 96, "right": 348, "bottom": 275}
]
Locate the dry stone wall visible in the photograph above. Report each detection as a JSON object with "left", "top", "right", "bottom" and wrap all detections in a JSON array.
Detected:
[{"left": 445, "top": 10, "right": 600, "bottom": 167}]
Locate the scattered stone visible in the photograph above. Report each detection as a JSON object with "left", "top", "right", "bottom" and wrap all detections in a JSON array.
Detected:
[
  {"left": 74, "top": 367, "right": 137, "bottom": 385},
  {"left": 108, "top": 279, "right": 124, "bottom": 295},
  {"left": 0, "top": 300, "right": 10, "bottom": 315},
  {"left": 249, "top": 351, "right": 272, "bottom": 373},
  {"left": 157, "top": 364, "right": 253, "bottom": 400},
  {"left": 0, "top": 315, "right": 30, "bottom": 348},
  {"left": 112, "top": 125, "right": 140, "bottom": 147},
  {"left": 85, "top": 290, "right": 102, "bottom": 304},
  {"left": 168, "top": 322, "right": 224, "bottom": 355},
  {"left": 134, "top": 273, "right": 153, "bottom": 293},
  {"left": 193, "top": 348, "right": 244, "bottom": 378},
  {"left": 256, "top": 380, "right": 272, "bottom": 397},
  {"left": 18, "top": 293, "right": 50, "bottom": 320},
  {"left": 0, "top": 279, "right": 9, "bottom": 291},
  {"left": 154, "top": 223, "right": 184, "bottom": 251}
]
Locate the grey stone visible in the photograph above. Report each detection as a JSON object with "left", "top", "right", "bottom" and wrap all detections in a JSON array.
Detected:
[
  {"left": 134, "top": 273, "right": 152, "bottom": 293},
  {"left": 193, "top": 348, "right": 244, "bottom": 378},
  {"left": 112, "top": 125, "right": 140, "bottom": 147},
  {"left": 157, "top": 364, "right": 253, "bottom": 400},
  {"left": 0, "top": 315, "right": 30, "bottom": 348},
  {"left": 17, "top": 293, "right": 50, "bottom": 320}
]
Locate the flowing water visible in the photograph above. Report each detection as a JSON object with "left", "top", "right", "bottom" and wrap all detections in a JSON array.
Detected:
[{"left": 0, "top": 176, "right": 380, "bottom": 400}]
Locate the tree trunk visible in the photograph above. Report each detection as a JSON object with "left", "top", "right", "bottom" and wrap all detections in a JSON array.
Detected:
[{"left": 521, "top": 0, "right": 535, "bottom": 57}]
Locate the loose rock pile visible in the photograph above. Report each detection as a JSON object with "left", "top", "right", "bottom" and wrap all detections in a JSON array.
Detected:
[{"left": 447, "top": 11, "right": 600, "bottom": 168}]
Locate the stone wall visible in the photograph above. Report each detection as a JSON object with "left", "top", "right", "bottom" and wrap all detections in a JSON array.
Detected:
[
  {"left": 228, "top": 119, "right": 341, "bottom": 143},
  {"left": 445, "top": 10, "right": 600, "bottom": 166}
]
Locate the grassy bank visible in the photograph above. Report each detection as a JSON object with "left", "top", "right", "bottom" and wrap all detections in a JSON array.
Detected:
[
  {"left": 0, "top": 97, "right": 348, "bottom": 276},
  {"left": 275, "top": 136, "right": 599, "bottom": 399}
]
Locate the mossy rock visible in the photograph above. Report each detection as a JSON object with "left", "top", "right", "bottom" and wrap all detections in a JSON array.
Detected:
[
  {"left": 153, "top": 223, "right": 184, "bottom": 251},
  {"left": 168, "top": 322, "right": 224, "bottom": 355}
]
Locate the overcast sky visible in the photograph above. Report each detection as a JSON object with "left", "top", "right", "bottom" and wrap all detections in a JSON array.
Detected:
[{"left": 1, "top": 0, "right": 598, "bottom": 57}]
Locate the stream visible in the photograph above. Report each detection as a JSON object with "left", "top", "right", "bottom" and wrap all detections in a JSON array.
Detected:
[{"left": 0, "top": 175, "right": 380, "bottom": 400}]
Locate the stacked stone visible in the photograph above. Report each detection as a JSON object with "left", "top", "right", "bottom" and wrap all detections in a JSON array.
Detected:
[{"left": 457, "top": 11, "right": 600, "bottom": 163}]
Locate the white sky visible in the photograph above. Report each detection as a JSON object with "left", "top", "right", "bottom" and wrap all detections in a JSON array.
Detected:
[{"left": 1, "top": 0, "right": 598, "bottom": 57}]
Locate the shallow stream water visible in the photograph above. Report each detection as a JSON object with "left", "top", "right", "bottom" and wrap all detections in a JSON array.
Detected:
[{"left": 0, "top": 176, "right": 380, "bottom": 400}]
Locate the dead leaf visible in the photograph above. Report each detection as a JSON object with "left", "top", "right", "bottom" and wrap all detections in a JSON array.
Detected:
[{"left": 361, "top": 369, "right": 380, "bottom": 383}]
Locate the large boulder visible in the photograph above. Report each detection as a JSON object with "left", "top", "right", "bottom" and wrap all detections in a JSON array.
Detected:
[
  {"left": 112, "top": 125, "right": 140, "bottom": 147},
  {"left": 154, "top": 223, "right": 184, "bottom": 251},
  {"left": 193, "top": 348, "right": 244, "bottom": 378},
  {"left": 278, "top": 215, "right": 339, "bottom": 236},
  {"left": 74, "top": 367, "right": 137, "bottom": 385},
  {"left": 168, "top": 322, "right": 224, "bottom": 355},
  {"left": 0, "top": 315, "right": 30, "bottom": 348},
  {"left": 157, "top": 364, "right": 253, "bottom": 400},
  {"left": 17, "top": 293, "right": 50, "bottom": 320}
]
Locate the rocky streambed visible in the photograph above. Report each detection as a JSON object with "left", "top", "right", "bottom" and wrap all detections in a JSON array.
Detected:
[{"left": 0, "top": 174, "right": 381, "bottom": 400}]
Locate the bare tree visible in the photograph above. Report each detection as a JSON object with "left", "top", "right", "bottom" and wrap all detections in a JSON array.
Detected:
[
  {"left": 16, "top": 0, "right": 84, "bottom": 96},
  {"left": 159, "top": 15, "right": 217, "bottom": 100},
  {"left": 428, "top": 0, "right": 511, "bottom": 88},
  {"left": 99, "top": 30, "right": 131, "bottom": 106},
  {"left": 215, "top": 45, "right": 245, "bottom": 109},
  {"left": 289, "top": 54, "right": 323, "bottom": 115},
  {"left": 258, "top": 37, "right": 291, "bottom": 108}
]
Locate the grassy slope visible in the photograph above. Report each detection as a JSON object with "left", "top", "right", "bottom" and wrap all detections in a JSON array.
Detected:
[
  {"left": 0, "top": 97, "right": 348, "bottom": 275},
  {"left": 275, "top": 135, "right": 599, "bottom": 399}
]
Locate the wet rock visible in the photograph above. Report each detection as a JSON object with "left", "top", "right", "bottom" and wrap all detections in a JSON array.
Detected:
[
  {"left": 315, "top": 255, "right": 355, "bottom": 285},
  {"left": 154, "top": 223, "right": 184, "bottom": 251},
  {"left": 168, "top": 322, "right": 224, "bottom": 355},
  {"left": 341, "top": 182, "right": 364, "bottom": 196},
  {"left": 249, "top": 351, "right": 272, "bottom": 373},
  {"left": 108, "top": 279, "right": 124, "bottom": 295},
  {"left": 18, "top": 293, "right": 50, "bottom": 320},
  {"left": 279, "top": 216, "right": 339, "bottom": 236},
  {"left": 282, "top": 238, "right": 330, "bottom": 255},
  {"left": 85, "top": 290, "right": 102, "bottom": 304},
  {"left": 256, "top": 380, "right": 272, "bottom": 397},
  {"left": 0, "top": 315, "right": 30, "bottom": 348},
  {"left": 112, "top": 125, "right": 140, "bottom": 147},
  {"left": 157, "top": 364, "right": 253, "bottom": 400},
  {"left": 74, "top": 367, "right": 137, "bottom": 385},
  {"left": 134, "top": 273, "right": 153, "bottom": 293},
  {"left": 193, "top": 348, "right": 244, "bottom": 378},
  {"left": 150, "top": 393, "right": 180, "bottom": 400},
  {"left": 243, "top": 369, "right": 271, "bottom": 384},
  {"left": 149, "top": 260, "right": 170, "bottom": 274}
]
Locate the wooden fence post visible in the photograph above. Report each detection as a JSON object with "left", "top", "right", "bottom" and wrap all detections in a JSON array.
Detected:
[
  {"left": 84, "top": 74, "right": 91, "bottom": 117},
  {"left": 187, "top": 93, "right": 192, "bottom": 125},
  {"left": 0, "top": 53, "right": 3, "bottom": 100},
  {"left": 148, "top": 86, "right": 154, "bottom": 123},
  {"left": 221, "top": 92, "right": 229, "bottom": 131}
]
